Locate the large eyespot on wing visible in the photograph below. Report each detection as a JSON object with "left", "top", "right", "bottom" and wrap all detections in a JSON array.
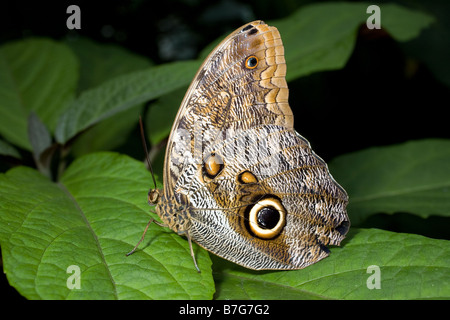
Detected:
[{"left": 246, "top": 197, "right": 286, "bottom": 239}]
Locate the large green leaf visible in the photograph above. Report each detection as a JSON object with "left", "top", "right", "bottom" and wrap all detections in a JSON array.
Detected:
[
  {"left": 212, "top": 228, "right": 450, "bottom": 300},
  {"left": 329, "top": 139, "right": 450, "bottom": 225},
  {"left": 66, "top": 37, "right": 153, "bottom": 156},
  {"left": 65, "top": 37, "right": 153, "bottom": 93},
  {"left": 381, "top": 3, "right": 436, "bottom": 42},
  {"left": 0, "top": 153, "right": 214, "bottom": 299},
  {"left": 0, "top": 38, "right": 78, "bottom": 150}
]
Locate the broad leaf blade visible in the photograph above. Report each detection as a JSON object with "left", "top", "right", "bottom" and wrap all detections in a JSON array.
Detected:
[
  {"left": 213, "top": 228, "right": 450, "bottom": 300},
  {"left": 0, "top": 38, "right": 78, "bottom": 150},
  {"left": 65, "top": 37, "right": 154, "bottom": 93},
  {"left": 381, "top": 3, "right": 435, "bottom": 42},
  {"left": 55, "top": 61, "right": 200, "bottom": 145},
  {"left": 66, "top": 37, "right": 153, "bottom": 156},
  {"left": 329, "top": 139, "right": 450, "bottom": 225},
  {"left": 0, "top": 153, "right": 214, "bottom": 299}
]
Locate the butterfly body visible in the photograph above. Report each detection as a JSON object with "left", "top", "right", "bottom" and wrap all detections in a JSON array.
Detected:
[{"left": 146, "top": 21, "right": 349, "bottom": 270}]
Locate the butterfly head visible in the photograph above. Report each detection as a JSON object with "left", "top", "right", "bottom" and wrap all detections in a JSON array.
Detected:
[{"left": 148, "top": 189, "right": 161, "bottom": 205}]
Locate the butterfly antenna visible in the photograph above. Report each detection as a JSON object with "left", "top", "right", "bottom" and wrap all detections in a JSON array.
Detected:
[
  {"left": 126, "top": 117, "right": 161, "bottom": 257},
  {"left": 139, "top": 116, "right": 157, "bottom": 189}
]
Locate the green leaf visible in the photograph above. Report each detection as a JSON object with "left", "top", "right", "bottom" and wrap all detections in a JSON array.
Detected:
[
  {"left": 399, "top": 2, "right": 450, "bottom": 87},
  {"left": 274, "top": 2, "right": 361, "bottom": 81},
  {"left": 27, "top": 112, "right": 53, "bottom": 178},
  {"left": 0, "top": 139, "right": 21, "bottom": 158},
  {"left": 329, "top": 139, "right": 450, "bottom": 225},
  {"left": 66, "top": 37, "right": 153, "bottom": 156},
  {"left": 27, "top": 112, "right": 52, "bottom": 159},
  {"left": 0, "top": 38, "right": 79, "bottom": 150},
  {"left": 55, "top": 60, "right": 201, "bottom": 145},
  {"left": 381, "top": 3, "right": 435, "bottom": 42},
  {"left": 213, "top": 228, "right": 450, "bottom": 300},
  {"left": 146, "top": 87, "right": 187, "bottom": 146},
  {"left": 0, "top": 153, "right": 214, "bottom": 299},
  {"left": 64, "top": 37, "right": 153, "bottom": 93},
  {"left": 272, "top": 2, "right": 434, "bottom": 81},
  {"left": 71, "top": 106, "right": 144, "bottom": 157}
]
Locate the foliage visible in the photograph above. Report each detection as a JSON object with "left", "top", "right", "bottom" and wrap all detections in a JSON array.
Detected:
[{"left": 0, "top": 2, "right": 448, "bottom": 300}]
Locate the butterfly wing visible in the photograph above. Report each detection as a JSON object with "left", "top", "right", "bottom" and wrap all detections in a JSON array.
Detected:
[
  {"left": 176, "top": 125, "right": 349, "bottom": 269},
  {"left": 163, "top": 21, "right": 349, "bottom": 270},
  {"left": 163, "top": 21, "right": 292, "bottom": 198}
]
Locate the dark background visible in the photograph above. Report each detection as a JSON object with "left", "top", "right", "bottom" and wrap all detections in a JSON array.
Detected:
[{"left": 1, "top": 0, "right": 449, "bottom": 300}]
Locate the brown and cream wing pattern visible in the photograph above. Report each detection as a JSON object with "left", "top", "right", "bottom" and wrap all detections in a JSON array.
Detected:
[
  {"left": 163, "top": 20, "right": 293, "bottom": 197},
  {"left": 158, "top": 20, "right": 349, "bottom": 270}
]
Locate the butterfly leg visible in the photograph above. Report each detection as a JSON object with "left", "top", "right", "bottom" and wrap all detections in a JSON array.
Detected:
[
  {"left": 186, "top": 231, "right": 201, "bottom": 273},
  {"left": 126, "top": 218, "right": 167, "bottom": 256}
]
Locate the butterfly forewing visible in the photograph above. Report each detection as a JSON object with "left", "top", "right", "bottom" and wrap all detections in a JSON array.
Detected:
[{"left": 155, "top": 20, "right": 349, "bottom": 270}]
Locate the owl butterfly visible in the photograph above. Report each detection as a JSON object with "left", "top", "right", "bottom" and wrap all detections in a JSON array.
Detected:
[{"left": 128, "top": 20, "right": 350, "bottom": 271}]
